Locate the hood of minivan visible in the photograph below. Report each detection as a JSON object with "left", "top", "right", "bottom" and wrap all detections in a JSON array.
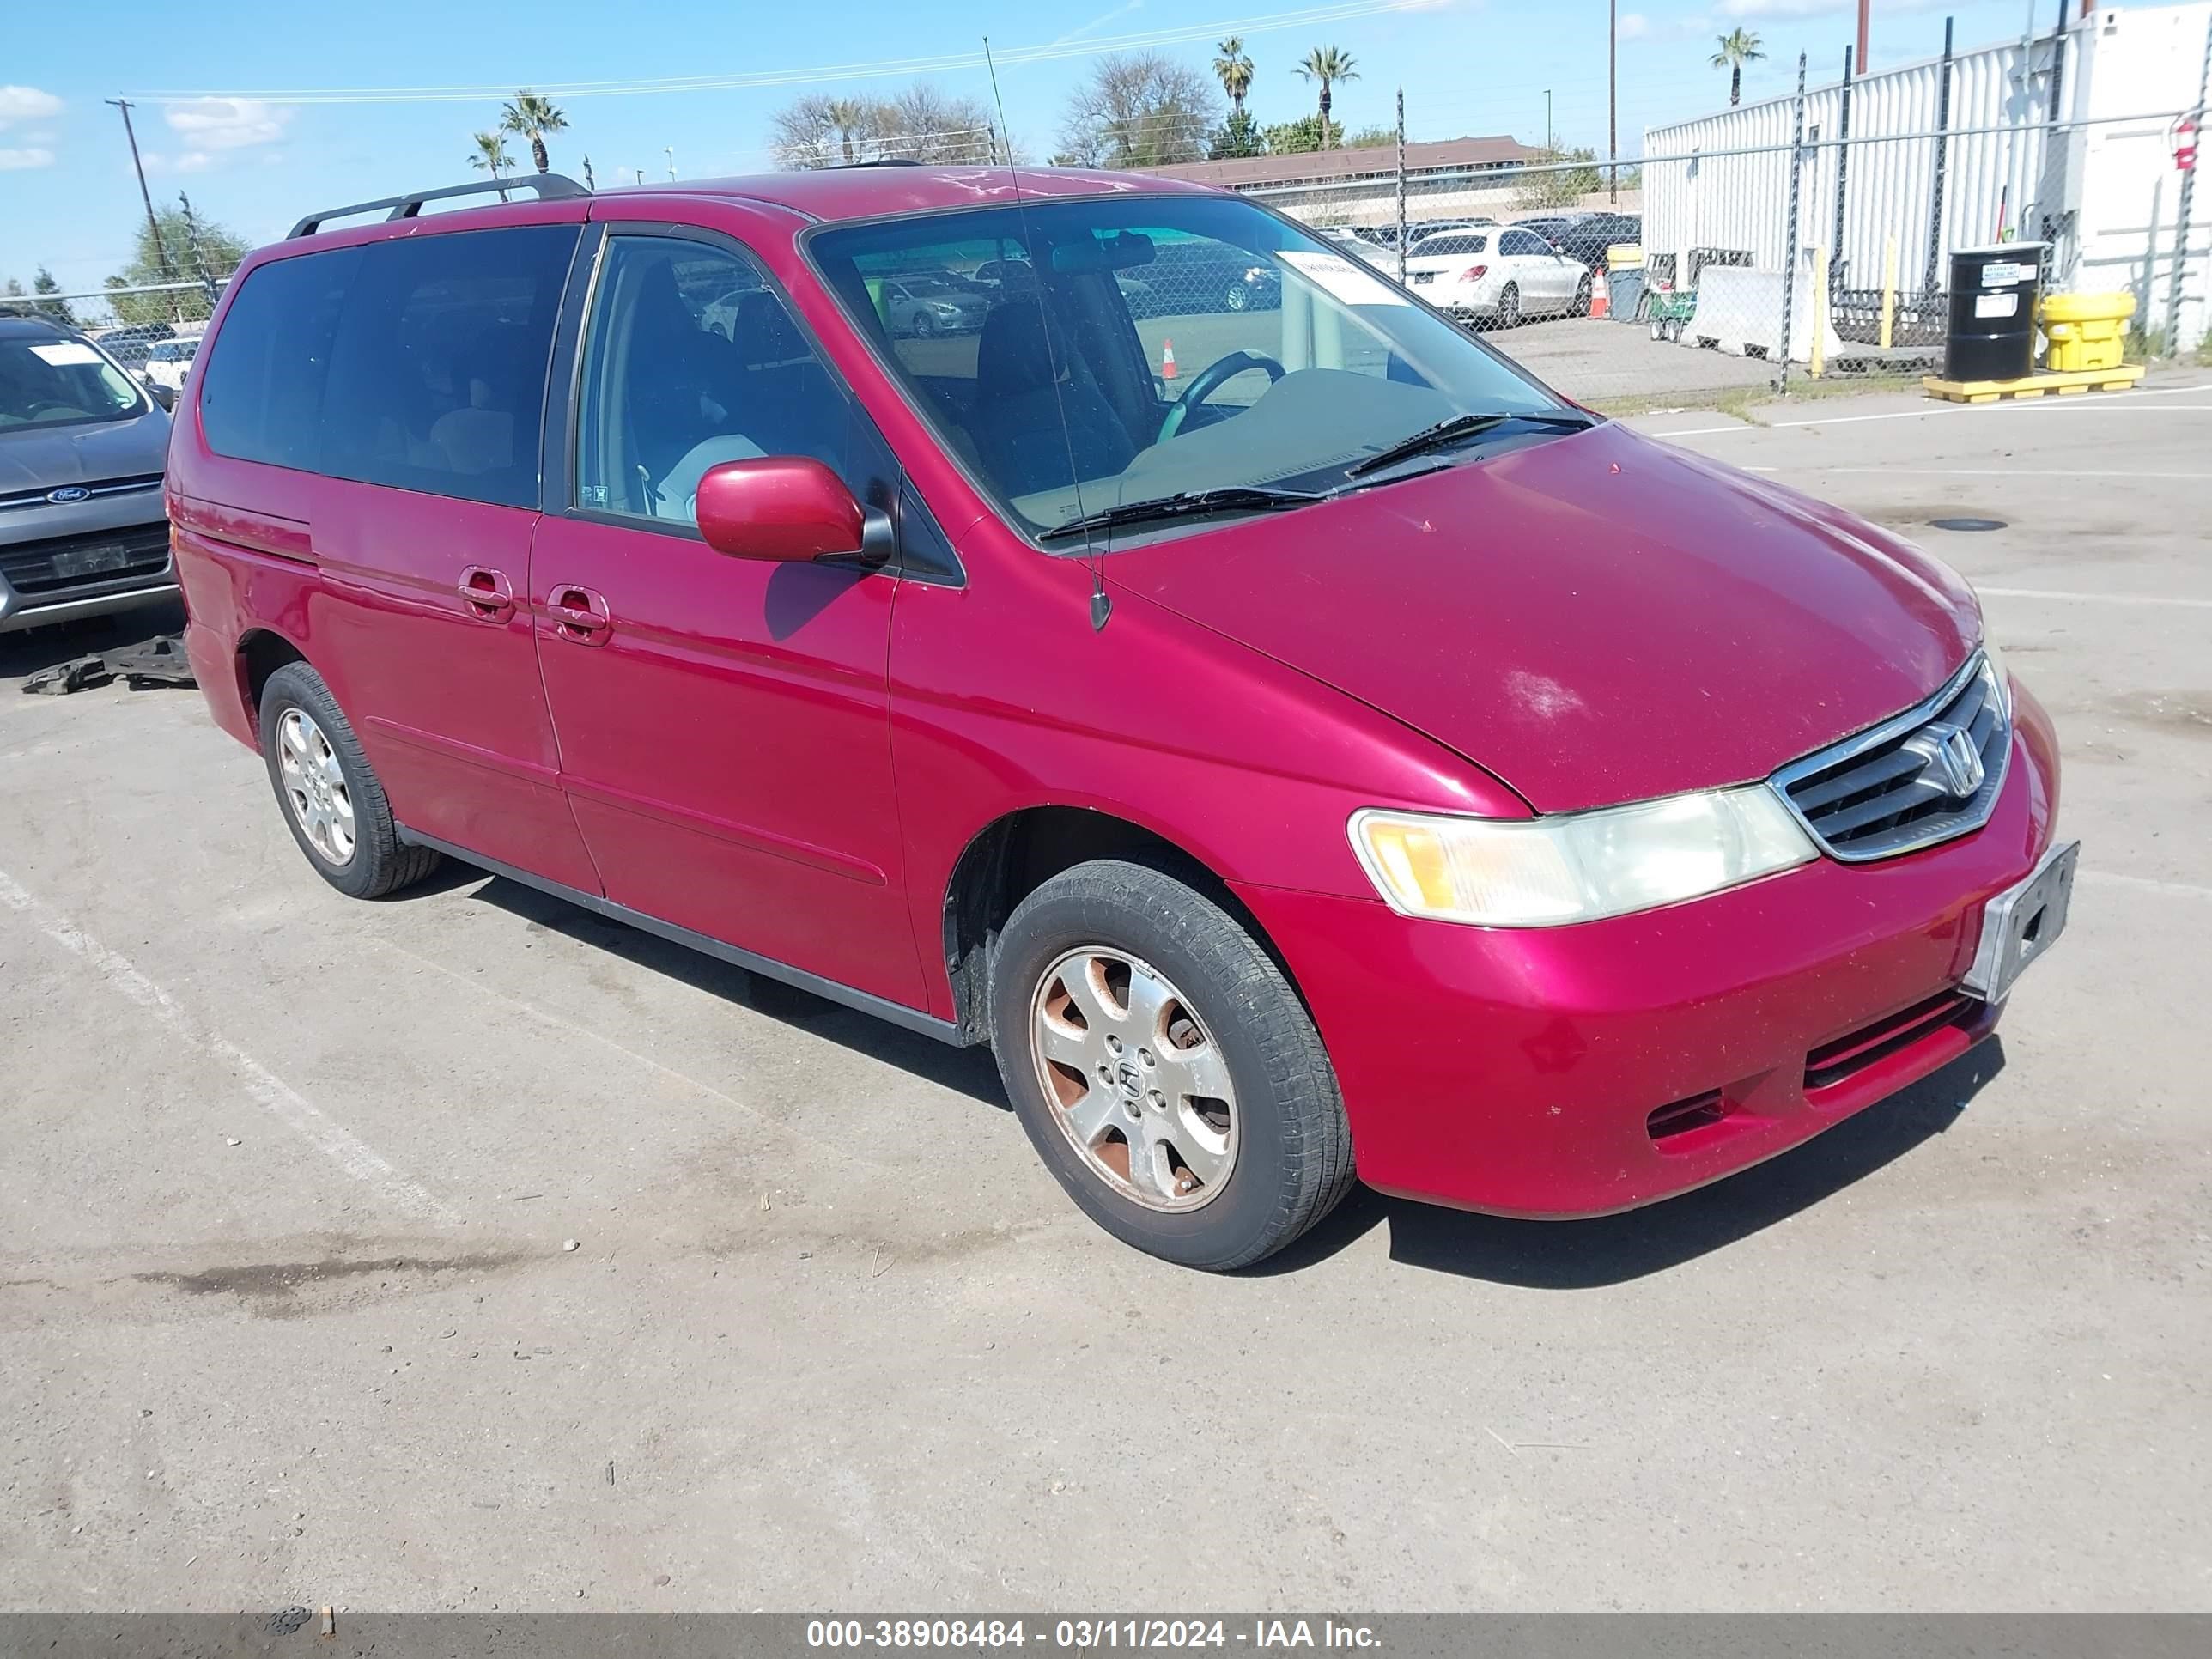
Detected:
[
  {"left": 0, "top": 408, "right": 170, "bottom": 494},
  {"left": 1108, "top": 422, "right": 1978, "bottom": 813}
]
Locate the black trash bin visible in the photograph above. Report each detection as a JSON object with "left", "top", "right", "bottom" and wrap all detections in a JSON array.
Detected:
[{"left": 1944, "top": 243, "right": 2046, "bottom": 382}]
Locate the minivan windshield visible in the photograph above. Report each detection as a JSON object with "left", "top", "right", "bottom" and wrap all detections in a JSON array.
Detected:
[
  {"left": 0, "top": 336, "right": 147, "bottom": 432},
  {"left": 809, "top": 195, "right": 1577, "bottom": 543}
]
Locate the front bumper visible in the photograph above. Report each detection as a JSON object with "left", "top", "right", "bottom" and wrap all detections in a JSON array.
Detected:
[
  {"left": 1235, "top": 683, "right": 2063, "bottom": 1217},
  {"left": 1, "top": 503, "right": 177, "bottom": 634}
]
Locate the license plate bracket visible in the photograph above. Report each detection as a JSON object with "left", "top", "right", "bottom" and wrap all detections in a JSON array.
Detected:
[
  {"left": 1962, "top": 839, "right": 2078, "bottom": 1001},
  {"left": 51, "top": 542, "right": 133, "bottom": 580}
]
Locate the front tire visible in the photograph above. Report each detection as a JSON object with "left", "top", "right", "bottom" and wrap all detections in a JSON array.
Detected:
[
  {"left": 912, "top": 312, "right": 936, "bottom": 338},
  {"left": 989, "top": 860, "right": 1354, "bottom": 1271},
  {"left": 1573, "top": 272, "right": 1594, "bottom": 316},
  {"left": 258, "top": 661, "right": 439, "bottom": 900},
  {"left": 1223, "top": 282, "right": 1250, "bottom": 313}
]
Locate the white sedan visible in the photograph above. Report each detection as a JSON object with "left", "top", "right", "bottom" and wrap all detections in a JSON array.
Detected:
[
  {"left": 1399, "top": 228, "right": 1593, "bottom": 327},
  {"left": 137, "top": 337, "right": 200, "bottom": 392}
]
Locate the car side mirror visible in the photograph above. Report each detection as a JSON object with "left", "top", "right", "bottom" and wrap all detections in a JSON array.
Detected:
[
  {"left": 149, "top": 383, "right": 176, "bottom": 412},
  {"left": 695, "top": 458, "right": 887, "bottom": 566}
]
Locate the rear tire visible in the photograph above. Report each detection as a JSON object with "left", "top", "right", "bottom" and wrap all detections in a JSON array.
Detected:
[
  {"left": 1574, "top": 272, "right": 1594, "bottom": 316},
  {"left": 258, "top": 661, "right": 440, "bottom": 901},
  {"left": 1498, "top": 283, "right": 1521, "bottom": 328},
  {"left": 989, "top": 860, "right": 1355, "bottom": 1271}
]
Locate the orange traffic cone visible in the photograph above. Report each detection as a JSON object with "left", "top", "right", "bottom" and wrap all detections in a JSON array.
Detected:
[
  {"left": 1589, "top": 268, "right": 1610, "bottom": 319},
  {"left": 1161, "top": 338, "right": 1177, "bottom": 380}
]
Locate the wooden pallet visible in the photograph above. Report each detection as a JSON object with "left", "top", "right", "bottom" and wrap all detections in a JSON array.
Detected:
[{"left": 1921, "top": 362, "right": 2145, "bottom": 403}]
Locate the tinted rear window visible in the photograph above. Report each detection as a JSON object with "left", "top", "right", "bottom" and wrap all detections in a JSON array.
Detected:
[{"left": 198, "top": 225, "right": 580, "bottom": 507}]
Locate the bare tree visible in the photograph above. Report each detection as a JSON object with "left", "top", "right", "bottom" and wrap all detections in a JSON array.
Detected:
[
  {"left": 769, "top": 84, "right": 993, "bottom": 169},
  {"left": 770, "top": 95, "right": 850, "bottom": 169},
  {"left": 877, "top": 84, "right": 995, "bottom": 164},
  {"left": 1059, "top": 52, "right": 1221, "bottom": 170}
]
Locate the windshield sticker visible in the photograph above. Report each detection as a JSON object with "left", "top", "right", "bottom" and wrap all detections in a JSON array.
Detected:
[
  {"left": 1278, "top": 250, "right": 1411, "bottom": 307},
  {"left": 29, "top": 342, "right": 103, "bottom": 367}
]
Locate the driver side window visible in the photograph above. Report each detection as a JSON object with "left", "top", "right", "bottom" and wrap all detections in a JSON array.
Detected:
[{"left": 574, "top": 235, "right": 847, "bottom": 527}]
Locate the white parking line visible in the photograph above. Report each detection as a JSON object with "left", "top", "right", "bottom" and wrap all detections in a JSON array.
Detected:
[
  {"left": 1741, "top": 466, "right": 2212, "bottom": 481},
  {"left": 371, "top": 936, "right": 755, "bottom": 1117},
  {"left": 368, "top": 936, "right": 880, "bottom": 1171},
  {"left": 1976, "top": 586, "right": 2212, "bottom": 610},
  {"left": 1645, "top": 380, "right": 2212, "bottom": 438},
  {"left": 2080, "top": 870, "right": 2212, "bottom": 902},
  {"left": 0, "top": 866, "right": 460, "bottom": 1225}
]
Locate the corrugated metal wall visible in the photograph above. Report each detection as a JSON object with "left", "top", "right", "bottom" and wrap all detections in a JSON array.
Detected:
[{"left": 1643, "top": 29, "right": 2067, "bottom": 296}]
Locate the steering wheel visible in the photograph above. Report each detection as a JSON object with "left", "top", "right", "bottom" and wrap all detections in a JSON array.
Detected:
[{"left": 1158, "top": 351, "right": 1286, "bottom": 441}]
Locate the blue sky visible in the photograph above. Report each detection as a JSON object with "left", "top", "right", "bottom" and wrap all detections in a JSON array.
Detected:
[{"left": 3, "top": 0, "right": 2045, "bottom": 295}]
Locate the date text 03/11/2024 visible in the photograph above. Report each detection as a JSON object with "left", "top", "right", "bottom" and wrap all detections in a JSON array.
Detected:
[{"left": 805, "top": 1619, "right": 1383, "bottom": 1649}]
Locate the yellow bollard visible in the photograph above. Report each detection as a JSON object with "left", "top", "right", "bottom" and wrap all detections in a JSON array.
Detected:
[
  {"left": 1880, "top": 235, "right": 1898, "bottom": 351},
  {"left": 1810, "top": 247, "right": 1828, "bottom": 380}
]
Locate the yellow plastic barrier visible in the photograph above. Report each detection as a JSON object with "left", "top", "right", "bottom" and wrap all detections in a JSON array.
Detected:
[{"left": 2039, "top": 290, "right": 2136, "bottom": 374}]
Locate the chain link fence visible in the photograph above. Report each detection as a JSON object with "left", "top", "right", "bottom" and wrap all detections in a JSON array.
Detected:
[
  {"left": 1244, "top": 55, "right": 2207, "bottom": 412},
  {"left": 2, "top": 279, "right": 224, "bottom": 394}
]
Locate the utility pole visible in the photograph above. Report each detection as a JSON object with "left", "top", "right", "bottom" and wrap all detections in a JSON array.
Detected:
[
  {"left": 1544, "top": 88, "right": 1553, "bottom": 155},
  {"left": 1395, "top": 87, "right": 1407, "bottom": 285},
  {"left": 1608, "top": 0, "right": 1619, "bottom": 203},
  {"left": 107, "top": 98, "right": 182, "bottom": 321},
  {"left": 1858, "top": 0, "right": 1870, "bottom": 70}
]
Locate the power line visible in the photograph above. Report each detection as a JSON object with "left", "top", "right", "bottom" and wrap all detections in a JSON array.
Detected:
[{"left": 136, "top": 1, "right": 1431, "bottom": 105}]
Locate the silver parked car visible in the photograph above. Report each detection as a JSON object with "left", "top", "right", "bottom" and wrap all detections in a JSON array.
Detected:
[
  {"left": 878, "top": 274, "right": 989, "bottom": 337},
  {"left": 0, "top": 316, "right": 178, "bottom": 634}
]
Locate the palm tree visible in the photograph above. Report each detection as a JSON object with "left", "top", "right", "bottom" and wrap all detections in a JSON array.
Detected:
[
  {"left": 1213, "top": 37, "right": 1255, "bottom": 114},
  {"left": 501, "top": 89, "right": 570, "bottom": 174},
  {"left": 468, "top": 131, "right": 514, "bottom": 198},
  {"left": 1295, "top": 46, "right": 1359, "bottom": 147},
  {"left": 825, "top": 97, "right": 874, "bottom": 165},
  {"left": 1710, "top": 29, "right": 1765, "bottom": 108}
]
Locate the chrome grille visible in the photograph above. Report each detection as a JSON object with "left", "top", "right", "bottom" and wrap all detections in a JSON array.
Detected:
[{"left": 1770, "top": 652, "right": 2010, "bottom": 861}]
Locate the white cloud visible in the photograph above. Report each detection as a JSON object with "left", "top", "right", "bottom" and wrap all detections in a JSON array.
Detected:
[
  {"left": 161, "top": 97, "right": 293, "bottom": 151},
  {"left": 0, "top": 85, "right": 64, "bottom": 129},
  {"left": 0, "top": 145, "right": 57, "bottom": 170},
  {"left": 1618, "top": 11, "right": 1650, "bottom": 39},
  {"left": 143, "top": 150, "right": 216, "bottom": 174}
]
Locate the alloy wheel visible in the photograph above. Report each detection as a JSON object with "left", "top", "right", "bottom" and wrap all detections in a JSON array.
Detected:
[
  {"left": 276, "top": 708, "right": 357, "bottom": 866},
  {"left": 1029, "top": 946, "right": 1238, "bottom": 1212}
]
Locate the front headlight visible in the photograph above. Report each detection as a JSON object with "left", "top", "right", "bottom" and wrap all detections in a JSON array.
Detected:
[
  {"left": 1350, "top": 788, "right": 1818, "bottom": 927},
  {"left": 1978, "top": 635, "right": 2011, "bottom": 717}
]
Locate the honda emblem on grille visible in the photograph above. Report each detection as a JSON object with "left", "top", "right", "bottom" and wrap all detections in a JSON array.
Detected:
[
  {"left": 1905, "top": 720, "right": 1985, "bottom": 798},
  {"left": 46, "top": 486, "right": 91, "bottom": 505}
]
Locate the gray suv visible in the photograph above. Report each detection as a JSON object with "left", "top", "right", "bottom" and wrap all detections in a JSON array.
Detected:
[{"left": 1, "top": 315, "right": 178, "bottom": 634}]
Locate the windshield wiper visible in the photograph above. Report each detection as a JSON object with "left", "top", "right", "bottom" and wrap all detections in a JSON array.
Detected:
[
  {"left": 1343, "top": 410, "right": 1595, "bottom": 479},
  {"left": 1036, "top": 484, "right": 1328, "bottom": 542}
]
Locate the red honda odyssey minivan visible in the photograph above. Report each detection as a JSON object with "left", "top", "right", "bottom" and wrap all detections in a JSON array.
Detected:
[{"left": 170, "top": 165, "right": 2075, "bottom": 1269}]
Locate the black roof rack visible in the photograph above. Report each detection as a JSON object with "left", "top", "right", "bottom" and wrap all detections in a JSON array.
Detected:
[
  {"left": 288, "top": 173, "right": 590, "bottom": 240},
  {"left": 834, "top": 158, "right": 924, "bottom": 169}
]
